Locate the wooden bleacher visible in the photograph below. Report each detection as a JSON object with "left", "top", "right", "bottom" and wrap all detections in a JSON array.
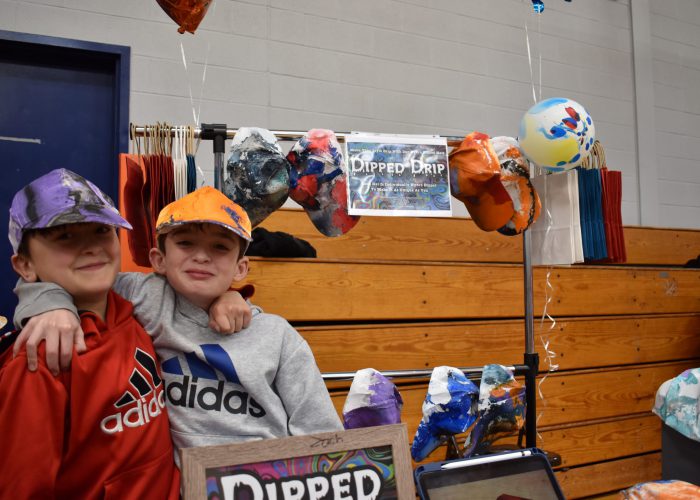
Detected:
[{"left": 253, "top": 209, "right": 700, "bottom": 499}]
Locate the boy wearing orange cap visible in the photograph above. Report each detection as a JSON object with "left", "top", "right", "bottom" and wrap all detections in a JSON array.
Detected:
[{"left": 14, "top": 186, "right": 342, "bottom": 454}]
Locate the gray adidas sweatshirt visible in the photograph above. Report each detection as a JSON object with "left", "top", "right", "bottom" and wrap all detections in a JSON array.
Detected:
[{"left": 14, "top": 273, "right": 343, "bottom": 452}]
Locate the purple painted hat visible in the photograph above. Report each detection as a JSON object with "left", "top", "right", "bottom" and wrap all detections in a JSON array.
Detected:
[
  {"left": 8, "top": 168, "right": 132, "bottom": 253},
  {"left": 343, "top": 368, "right": 403, "bottom": 429}
]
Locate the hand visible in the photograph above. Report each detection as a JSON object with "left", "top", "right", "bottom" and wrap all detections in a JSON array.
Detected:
[
  {"left": 12, "top": 309, "right": 86, "bottom": 375},
  {"left": 208, "top": 291, "right": 252, "bottom": 334}
]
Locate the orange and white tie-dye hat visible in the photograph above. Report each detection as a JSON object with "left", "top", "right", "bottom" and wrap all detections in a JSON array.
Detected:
[
  {"left": 448, "top": 132, "right": 514, "bottom": 231},
  {"left": 156, "top": 186, "right": 252, "bottom": 245},
  {"left": 491, "top": 136, "right": 541, "bottom": 236}
]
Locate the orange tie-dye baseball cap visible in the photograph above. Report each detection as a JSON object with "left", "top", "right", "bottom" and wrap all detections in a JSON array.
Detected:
[
  {"left": 448, "top": 132, "right": 514, "bottom": 231},
  {"left": 156, "top": 186, "right": 252, "bottom": 243},
  {"left": 491, "top": 136, "right": 542, "bottom": 236}
]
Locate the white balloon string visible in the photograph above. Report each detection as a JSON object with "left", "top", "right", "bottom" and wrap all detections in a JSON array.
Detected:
[
  {"left": 195, "top": 41, "right": 210, "bottom": 128},
  {"left": 537, "top": 13, "right": 543, "bottom": 102},
  {"left": 196, "top": 44, "right": 209, "bottom": 187},
  {"left": 534, "top": 174, "right": 560, "bottom": 442},
  {"left": 524, "top": 20, "right": 538, "bottom": 105},
  {"left": 194, "top": 0, "right": 214, "bottom": 132},
  {"left": 538, "top": 267, "right": 559, "bottom": 375},
  {"left": 523, "top": 1, "right": 555, "bottom": 441},
  {"left": 180, "top": 42, "right": 198, "bottom": 126},
  {"left": 524, "top": 0, "right": 543, "bottom": 104},
  {"left": 179, "top": 41, "right": 209, "bottom": 186},
  {"left": 179, "top": 41, "right": 210, "bottom": 129}
]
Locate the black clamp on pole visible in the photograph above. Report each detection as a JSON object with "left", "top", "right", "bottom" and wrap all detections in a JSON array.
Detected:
[{"left": 200, "top": 123, "right": 228, "bottom": 189}]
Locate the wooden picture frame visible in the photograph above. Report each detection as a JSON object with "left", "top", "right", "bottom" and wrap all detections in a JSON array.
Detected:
[{"left": 181, "top": 423, "right": 415, "bottom": 499}]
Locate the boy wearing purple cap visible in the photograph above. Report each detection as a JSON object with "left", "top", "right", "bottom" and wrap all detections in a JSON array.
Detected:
[
  {"left": 0, "top": 168, "right": 181, "bottom": 499},
  {"left": 13, "top": 183, "right": 343, "bottom": 457}
]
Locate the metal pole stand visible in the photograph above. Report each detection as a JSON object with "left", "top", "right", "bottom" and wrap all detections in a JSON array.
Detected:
[
  {"left": 199, "top": 123, "right": 228, "bottom": 189},
  {"left": 523, "top": 228, "right": 539, "bottom": 449},
  {"left": 445, "top": 435, "right": 462, "bottom": 460}
]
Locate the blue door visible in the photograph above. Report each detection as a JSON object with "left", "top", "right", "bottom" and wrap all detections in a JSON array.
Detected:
[{"left": 0, "top": 31, "right": 129, "bottom": 318}]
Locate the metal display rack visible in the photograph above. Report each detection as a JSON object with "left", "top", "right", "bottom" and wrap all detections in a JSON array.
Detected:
[{"left": 131, "top": 122, "right": 540, "bottom": 451}]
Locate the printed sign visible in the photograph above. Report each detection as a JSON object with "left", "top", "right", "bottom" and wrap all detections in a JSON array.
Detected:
[
  {"left": 345, "top": 133, "right": 451, "bottom": 217},
  {"left": 181, "top": 424, "right": 415, "bottom": 500}
]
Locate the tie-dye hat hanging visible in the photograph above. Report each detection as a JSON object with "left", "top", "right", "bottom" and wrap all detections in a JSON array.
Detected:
[
  {"left": 342, "top": 368, "right": 403, "bottom": 429},
  {"left": 491, "top": 136, "right": 541, "bottom": 236},
  {"left": 463, "top": 364, "right": 526, "bottom": 457},
  {"left": 411, "top": 366, "right": 479, "bottom": 462},
  {"left": 286, "top": 129, "right": 360, "bottom": 237},
  {"left": 448, "top": 132, "right": 514, "bottom": 232},
  {"left": 653, "top": 367, "right": 700, "bottom": 443},
  {"left": 223, "top": 127, "right": 290, "bottom": 227}
]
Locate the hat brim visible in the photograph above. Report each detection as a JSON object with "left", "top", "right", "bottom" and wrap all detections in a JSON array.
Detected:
[
  {"left": 156, "top": 219, "right": 253, "bottom": 243},
  {"left": 28, "top": 205, "right": 133, "bottom": 232},
  {"left": 458, "top": 176, "right": 515, "bottom": 231}
]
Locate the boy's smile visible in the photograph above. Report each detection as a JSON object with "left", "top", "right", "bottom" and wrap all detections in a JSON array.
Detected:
[
  {"left": 150, "top": 223, "right": 249, "bottom": 311},
  {"left": 185, "top": 268, "right": 215, "bottom": 280},
  {"left": 12, "top": 223, "right": 121, "bottom": 318}
]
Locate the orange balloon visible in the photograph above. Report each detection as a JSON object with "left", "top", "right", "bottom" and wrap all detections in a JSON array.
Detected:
[{"left": 156, "top": 0, "right": 211, "bottom": 34}]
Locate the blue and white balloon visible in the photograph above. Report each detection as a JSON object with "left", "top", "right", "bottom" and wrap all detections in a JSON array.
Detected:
[{"left": 518, "top": 97, "right": 595, "bottom": 171}]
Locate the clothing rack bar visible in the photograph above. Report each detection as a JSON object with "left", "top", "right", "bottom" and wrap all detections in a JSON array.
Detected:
[
  {"left": 130, "top": 125, "right": 466, "bottom": 146},
  {"left": 322, "top": 364, "right": 528, "bottom": 382}
]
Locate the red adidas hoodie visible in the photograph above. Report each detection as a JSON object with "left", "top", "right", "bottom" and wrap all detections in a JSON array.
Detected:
[{"left": 0, "top": 290, "right": 180, "bottom": 499}]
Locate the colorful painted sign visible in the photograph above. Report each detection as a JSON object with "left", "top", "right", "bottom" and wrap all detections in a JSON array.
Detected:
[
  {"left": 181, "top": 424, "right": 415, "bottom": 500},
  {"left": 345, "top": 133, "right": 451, "bottom": 217}
]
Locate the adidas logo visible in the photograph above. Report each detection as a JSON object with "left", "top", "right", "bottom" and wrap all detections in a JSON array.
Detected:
[
  {"left": 100, "top": 348, "right": 166, "bottom": 435},
  {"left": 161, "top": 344, "right": 266, "bottom": 418}
]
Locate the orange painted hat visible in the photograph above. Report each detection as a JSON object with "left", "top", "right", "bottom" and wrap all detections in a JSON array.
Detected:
[
  {"left": 156, "top": 186, "right": 252, "bottom": 242},
  {"left": 448, "top": 132, "right": 514, "bottom": 231},
  {"left": 491, "top": 136, "right": 542, "bottom": 236}
]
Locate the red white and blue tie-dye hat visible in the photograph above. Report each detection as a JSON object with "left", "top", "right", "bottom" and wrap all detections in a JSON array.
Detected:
[
  {"left": 286, "top": 129, "right": 360, "bottom": 237},
  {"left": 411, "top": 366, "right": 479, "bottom": 462},
  {"left": 9, "top": 168, "right": 132, "bottom": 253}
]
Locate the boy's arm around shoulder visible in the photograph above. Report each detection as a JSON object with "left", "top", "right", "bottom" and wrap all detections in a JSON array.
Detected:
[
  {"left": 112, "top": 272, "right": 170, "bottom": 332},
  {"left": 119, "top": 272, "right": 252, "bottom": 335},
  {"left": 113, "top": 272, "right": 244, "bottom": 335},
  {"left": 273, "top": 319, "right": 343, "bottom": 435},
  {"left": 12, "top": 272, "right": 157, "bottom": 327},
  {"left": 13, "top": 279, "right": 84, "bottom": 373},
  {"left": 14, "top": 278, "right": 78, "bottom": 328},
  {"left": 0, "top": 350, "right": 67, "bottom": 496},
  {"left": 12, "top": 273, "right": 164, "bottom": 372},
  {"left": 112, "top": 271, "right": 151, "bottom": 302}
]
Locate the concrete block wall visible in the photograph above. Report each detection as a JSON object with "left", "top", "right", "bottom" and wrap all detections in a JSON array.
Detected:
[
  {"left": 650, "top": 1, "right": 700, "bottom": 229},
  {"left": 1, "top": 0, "right": 697, "bottom": 229}
]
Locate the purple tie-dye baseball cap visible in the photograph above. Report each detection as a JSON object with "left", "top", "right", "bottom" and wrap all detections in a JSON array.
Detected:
[
  {"left": 8, "top": 168, "right": 132, "bottom": 253},
  {"left": 342, "top": 368, "right": 403, "bottom": 429}
]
